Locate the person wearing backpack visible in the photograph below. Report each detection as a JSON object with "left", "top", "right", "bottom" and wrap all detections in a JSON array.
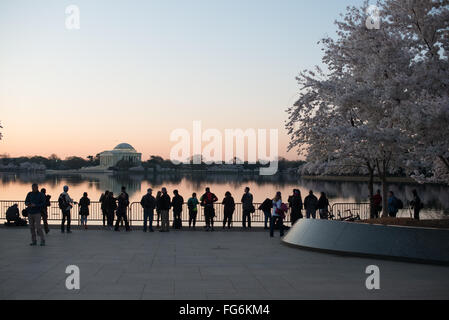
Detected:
[
  {"left": 317, "top": 192, "right": 330, "bottom": 220},
  {"left": 141, "top": 188, "right": 156, "bottom": 232},
  {"left": 288, "top": 189, "right": 303, "bottom": 225},
  {"left": 410, "top": 189, "right": 423, "bottom": 221},
  {"left": 304, "top": 190, "right": 318, "bottom": 219},
  {"left": 258, "top": 197, "right": 273, "bottom": 230},
  {"left": 59, "top": 185, "right": 75, "bottom": 233},
  {"left": 115, "top": 186, "right": 130, "bottom": 232},
  {"left": 25, "top": 183, "right": 46, "bottom": 246},
  {"left": 270, "top": 191, "right": 285, "bottom": 238},
  {"left": 200, "top": 187, "right": 218, "bottom": 231},
  {"left": 222, "top": 191, "right": 235, "bottom": 229},
  {"left": 187, "top": 193, "right": 199, "bottom": 229},
  {"left": 241, "top": 187, "right": 254, "bottom": 229},
  {"left": 79, "top": 192, "right": 90, "bottom": 229},
  {"left": 387, "top": 191, "right": 400, "bottom": 218},
  {"left": 171, "top": 190, "right": 184, "bottom": 229},
  {"left": 41, "top": 188, "right": 51, "bottom": 234}
]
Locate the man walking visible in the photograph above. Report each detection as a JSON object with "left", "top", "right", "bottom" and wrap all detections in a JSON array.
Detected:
[
  {"left": 25, "top": 184, "right": 46, "bottom": 246},
  {"left": 157, "top": 187, "right": 171, "bottom": 232},
  {"left": 58, "top": 185, "right": 75, "bottom": 233},
  {"left": 241, "top": 187, "right": 254, "bottom": 229},
  {"left": 140, "top": 188, "right": 156, "bottom": 232}
]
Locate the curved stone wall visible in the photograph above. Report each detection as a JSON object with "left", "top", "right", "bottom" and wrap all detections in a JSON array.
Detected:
[{"left": 282, "top": 219, "right": 449, "bottom": 265}]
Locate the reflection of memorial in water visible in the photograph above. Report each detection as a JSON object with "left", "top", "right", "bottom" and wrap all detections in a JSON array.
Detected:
[{"left": 78, "top": 173, "right": 141, "bottom": 199}]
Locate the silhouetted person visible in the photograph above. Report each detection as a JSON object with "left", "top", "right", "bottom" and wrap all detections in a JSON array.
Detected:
[
  {"left": 304, "top": 190, "right": 318, "bottom": 219},
  {"left": 187, "top": 193, "right": 199, "bottom": 228},
  {"left": 288, "top": 189, "right": 303, "bottom": 225},
  {"left": 105, "top": 192, "right": 117, "bottom": 230},
  {"left": 172, "top": 190, "right": 184, "bottom": 229},
  {"left": 259, "top": 198, "right": 273, "bottom": 229},
  {"left": 6, "top": 204, "right": 25, "bottom": 226},
  {"left": 25, "top": 183, "right": 46, "bottom": 246},
  {"left": 371, "top": 189, "right": 382, "bottom": 219},
  {"left": 410, "top": 189, "right": 422, "bottom": 221},
  {"left": 158, "top": 187, "right": 171, "bottom": 232},
  {"left": 200, "top": 187, "right": 218, "bottom": 231},
  {"left": 115, "top": 186, "right": 130, "bottom": 231},
  {"left": 241, "top": 187, "right": 254, "bottom": 229},
  {"left": 79, "top": 192, "right": 90, "bottom": 229},
  {"left": 155, "top": 191, "right": 162, "bottom": 228},
  {"left": 317, "top": 192, "right": 329, "bottom": 220},
  {"left": 222, "top": 191, "right": 235, "bottom": 229},
  {"left": 141, "top": 188, "right": 156, "bottom": 232},
  {"left": 40, "top": 188, "right": 51, "bottom": 234},
  {"left": 388, "top": 191, "right": 399, "bottom": 218},
  {"left": 270, "top": 191, "right": 285, "bottom": 238},
  {"left": 59, "top": 185, "right": 75, "bottom": 233},
  {"left": 99, "top": 190, "right": 109, "bottom": 227}
]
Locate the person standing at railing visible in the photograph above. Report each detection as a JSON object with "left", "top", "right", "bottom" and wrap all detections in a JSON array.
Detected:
[
  {"left": 172, "top": 190, "right": 184, "bottom": 229},
  {"left": 304, "top": 190, "right": 318, "bottom": 219},
  {"left": 387, "top": 191, "right": 400, "bottom": 218},
  {"left": 25, "top": 183, "right": 46, "bottom": 246},
  {"left": 105, "top": 191, "right": 117, "bottom": 230},
  {"left": 410, "top": 189, "right": 423, "bottom": 221},
  {"left": 99, "top": 191, "right": 109, "bottom": 227},
  {"left": 40, "top": 188, "right": 51, "bottom": 234},
  {"left": 158, "top": 187, "right": 171, "bottom": 232},
  {"left": 270, "top": 191, "right": 285, "bottom": 238},
  {"left": 141, "top": 188, "right": 156, "bottom": 232},
  {"left": 317, "top": 192, "right": 330, "bottom": 220},
  {"left": 155, "top": 191, "right": 162, "bottom": 228},
  {"left": 115, "top": 186, "right": 131, "bottom": 232},
  {"left": 371, "top": 190, "right": 382, "bottom": 219},
  {"left": 200, "top": 187, "right": 218, "bottom": 231},
  {"left": 258, "top": 198, "right": 273, "bottom": 230},
  {"left": 222, "top": 191, "right": 235, "bottom": 229},
  {"left": 288, "top": 189, "right": 303, "bottom": 225},
  {"left": 79, "top": 192, "right": 90, "bottom": 230},
  {"left": 187, "top": 193, "right": 199, "bottom": 229},
  {"left": 58, "top": 185, "right": 75, "bottom": 233},
  {"left": 241, "top": 187, "right": 254, "bottom": 229}
]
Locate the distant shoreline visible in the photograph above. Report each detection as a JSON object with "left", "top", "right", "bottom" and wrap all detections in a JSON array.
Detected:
[{"left": 301, "top": 175, "right": 420, "bottom": 184}]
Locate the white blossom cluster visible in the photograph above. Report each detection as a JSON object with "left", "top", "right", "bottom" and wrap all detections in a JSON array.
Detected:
[{"left": 287, "top": 0, "right": 449, "bottom": 187}]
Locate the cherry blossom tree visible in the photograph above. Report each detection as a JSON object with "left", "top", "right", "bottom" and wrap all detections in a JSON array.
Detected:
[{"left": 287, "top": 0, "right": 448, "bottom": 216}]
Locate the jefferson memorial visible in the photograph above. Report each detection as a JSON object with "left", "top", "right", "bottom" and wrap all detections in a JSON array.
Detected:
[{"left": 99, "top": 143, "right": 142, "bottom": 168}]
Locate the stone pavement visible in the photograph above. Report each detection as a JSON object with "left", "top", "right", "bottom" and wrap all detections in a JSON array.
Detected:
[{"left": 0, "top": 226, "right": 448, "bottom": 300}]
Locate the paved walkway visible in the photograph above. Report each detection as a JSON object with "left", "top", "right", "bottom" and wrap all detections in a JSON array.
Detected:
[{"left": 0, "top": 226, "right": 448, "bottom": 300}]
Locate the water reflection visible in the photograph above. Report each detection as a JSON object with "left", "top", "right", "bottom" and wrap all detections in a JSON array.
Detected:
[{"left": 1, "top": 172, "right": 448, "bottom": 217}]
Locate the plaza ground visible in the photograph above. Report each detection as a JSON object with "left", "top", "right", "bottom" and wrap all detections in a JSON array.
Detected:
[{"left": 0, "top": 226, "right": 448, "bottom": 300}]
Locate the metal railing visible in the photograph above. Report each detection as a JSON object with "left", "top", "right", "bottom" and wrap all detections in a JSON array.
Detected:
[
  {"left": 330, "top": 203, "right": 371, "bottom": 220},
  {"left": 4, "top": 200, "right": 408, "bottom": 227},
  {"left": 0, "top": 200, "right": 279, "bottom": 227}
]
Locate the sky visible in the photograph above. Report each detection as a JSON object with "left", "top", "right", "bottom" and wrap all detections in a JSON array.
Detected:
[{"left": 0, "top": 0, "right": 366, "bottom": 161}]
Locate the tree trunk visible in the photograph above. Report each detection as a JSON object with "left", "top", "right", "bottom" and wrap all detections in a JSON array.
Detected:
[{"left": 377, "top": 159, "right": 389, "bottom": 218}]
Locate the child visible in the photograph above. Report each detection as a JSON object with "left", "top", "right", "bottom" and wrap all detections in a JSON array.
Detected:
[{"left": 79, "top": 192, "right": 90, "bottom": 229}]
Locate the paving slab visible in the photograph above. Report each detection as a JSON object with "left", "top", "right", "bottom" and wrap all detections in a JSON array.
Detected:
[{"left": 0, "top": 226, "right": 448, "bottom": 299}]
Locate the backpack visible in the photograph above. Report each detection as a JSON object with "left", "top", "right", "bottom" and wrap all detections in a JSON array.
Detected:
[
  {"left": 58, "top": 194, "right": 68, "bottom": 210},
  {"left": 396, "top": 198, "right": 404, "bottom": 210}
]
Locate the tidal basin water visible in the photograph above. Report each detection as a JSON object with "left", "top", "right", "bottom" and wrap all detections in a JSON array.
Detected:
[{"left": 0, "top": 172, "right": 448, "bottom": 219}]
